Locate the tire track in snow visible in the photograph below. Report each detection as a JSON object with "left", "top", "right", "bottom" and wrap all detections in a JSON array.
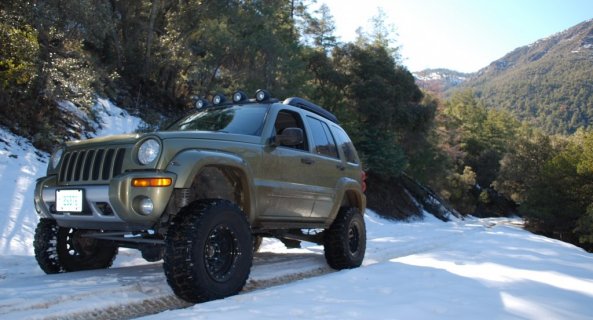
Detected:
[
  {"left": 0, "top": 253, "right": 333, "bottom": 320},
  {"left": 51, "top": 260, "right": 335, "bottom": 320}
]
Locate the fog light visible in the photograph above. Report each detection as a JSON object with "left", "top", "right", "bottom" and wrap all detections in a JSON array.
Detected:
[{"left": 137, "top": 197, "right": 154, "bottom": 215}]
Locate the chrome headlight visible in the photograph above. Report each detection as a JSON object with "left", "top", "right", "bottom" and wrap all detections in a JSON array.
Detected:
[
  {"left": 51, "top": 148, "right": 64, "bottom": 169},
  {"left": 138, "top": 139, "right": 161, "bottom": 165}
]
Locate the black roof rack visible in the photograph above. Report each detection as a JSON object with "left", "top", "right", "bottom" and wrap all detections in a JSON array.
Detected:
[{"left": 282, "top": 97, "right": 339, "bottom": 124}]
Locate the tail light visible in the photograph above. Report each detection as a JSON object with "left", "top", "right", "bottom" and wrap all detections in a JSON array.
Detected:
[{"left": 361, "top": 171, "right": 367, "bottom": 193}]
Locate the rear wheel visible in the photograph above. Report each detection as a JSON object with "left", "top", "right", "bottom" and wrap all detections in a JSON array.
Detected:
[
  {"left": 323, "top": 207, "right": 366, "bottom": 269},
  {"left": 164, "top": 200, "right": 253, "bottom": 302},
  {"left": 34, "top": 219, "right": 118, "bottom": 273}
]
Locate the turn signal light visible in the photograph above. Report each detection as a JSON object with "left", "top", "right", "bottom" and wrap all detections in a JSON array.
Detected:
[
  {"left": 361, "top": 171, "right": 367, "bottom": 193},
  {"left": 132, "top": 178, "right": 172, "bottom": 187}
]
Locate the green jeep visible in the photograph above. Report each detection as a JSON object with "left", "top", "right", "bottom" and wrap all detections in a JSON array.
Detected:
[{"left": 33, "top": 90, "right": 367, "bottom": 302}]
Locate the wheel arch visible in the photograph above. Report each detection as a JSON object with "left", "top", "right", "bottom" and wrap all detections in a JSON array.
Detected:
[
  {"left": 166, "top": 150, "right": 256, "bottom": 222},
  {"left": 341, "top": 189, "right": 365, "bottom": 213},
  {"left": 327, "top": 177, "right": 366, "bottom": 225}
]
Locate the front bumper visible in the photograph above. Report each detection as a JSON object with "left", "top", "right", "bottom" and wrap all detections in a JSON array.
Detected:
[{"left": 34, "top": 172, "right": 176, "bottom": 230}]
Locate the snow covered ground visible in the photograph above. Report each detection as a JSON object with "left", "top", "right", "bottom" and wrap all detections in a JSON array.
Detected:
[
  {"left": 0, "top": 98, "right": 144, "bottom": 256},
  {"left": 1, "top": 100, "right": 593, "bottom": 319},
  {"left": 142, "top": 216, "right": 593, "bottom": 320}
]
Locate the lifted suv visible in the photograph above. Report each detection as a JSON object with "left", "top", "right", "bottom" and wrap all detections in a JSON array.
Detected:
[{"left": 33, "top": 90, "right": 366, "bottom": 302}]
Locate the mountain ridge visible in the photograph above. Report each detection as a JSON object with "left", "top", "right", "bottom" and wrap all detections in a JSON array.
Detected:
[
  {"left": 413, "top": 68, "right": 470, "bottom": 95},
  {"left": 415, "top": 19, "right": 593, "bottom": 134}
]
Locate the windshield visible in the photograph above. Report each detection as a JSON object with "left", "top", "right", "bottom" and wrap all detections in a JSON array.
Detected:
[{"left": 166, "top": 105, "right": 269, "bottom": 136}]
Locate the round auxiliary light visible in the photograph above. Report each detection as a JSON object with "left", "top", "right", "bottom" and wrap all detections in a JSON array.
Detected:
[
  {"left": 255, "top": 89, "right": 270, "bottom": 102},
  {"left": 233, "top": 90, "right": 248, "bottom": 103},
  {"left": 138, "top": 138, "right": 160, "bottom": 165},
  {"left": 51, "top": 148, "right": 64, "bottom": 169},
  {"left": 212, "top": 93, "right": 226, "bottom": 105},
  {"left": 138, "top": 197, "right": 154, "bottom": 215},
  {"left": 196, "top": 98, "right": 209, "bottom": 109}
]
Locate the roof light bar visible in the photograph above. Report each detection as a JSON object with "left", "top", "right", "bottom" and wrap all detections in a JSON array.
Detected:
[
  {"left": 212, "top": 93, "right": 226, "bottom": 105},
  {"left": 255, "top": 89, "right": 271, "bottom": 102},
  {"left": 233, "top": 90, "right": 248, "bottom": 103},
  {"left": 195, "top": 98, "right": 209, "bottom": 109}
]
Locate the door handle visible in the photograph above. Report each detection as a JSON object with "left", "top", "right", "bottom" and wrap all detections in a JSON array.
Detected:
[
  {"left": 301, "top": 158, "right": 315, "bottom": 165},
  {"left": 336, "top": 164, "right": 346, "bottom": 171}
]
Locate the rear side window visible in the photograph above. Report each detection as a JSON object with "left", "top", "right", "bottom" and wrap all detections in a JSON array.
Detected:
[
  {"left": 331, "top": 125, "right": 359, "bottom": 164},
  {"left": 306, "top": 116, "right": 338, "bottom": 159}
]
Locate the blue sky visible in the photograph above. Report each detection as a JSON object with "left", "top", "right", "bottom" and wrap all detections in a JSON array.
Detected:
[{"left": 318, "top": 0, "right": 593, "bottom": 73}]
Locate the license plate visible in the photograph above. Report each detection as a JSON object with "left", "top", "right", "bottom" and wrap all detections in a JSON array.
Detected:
[{"left": 56, "top": 189, "right": 84, "bottom": 212}]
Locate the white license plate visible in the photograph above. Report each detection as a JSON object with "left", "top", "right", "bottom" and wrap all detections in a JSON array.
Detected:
[{"left": 56, "top": 189, "right": 84, "bottom": 212}]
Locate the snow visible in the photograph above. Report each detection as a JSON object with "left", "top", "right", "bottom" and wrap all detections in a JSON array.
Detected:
[
  {"left": 140, "top": 216, "right": 593, "bottom": 320},
  {"left": 413, "top": 71, "right": 467, "bottom": 84},
  {"left": 0, "top": 98, "right": 144, "bottom": 256},
  {"left": 92, "top": 97, "right": 145, "bottom": 136},
  {"left": 57, "top": 100, "right": 92, "bottom": 125},
  {"left": 0, "top": 129, "right": 48, "bottom": 255},
  {"left": 1, "top": 100, "right": 593, "bottom": 319}
]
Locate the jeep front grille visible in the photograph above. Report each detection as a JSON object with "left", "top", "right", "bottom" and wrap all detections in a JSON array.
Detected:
[{"left": 58, "top": 147, "right": 126, "bottom": 183}]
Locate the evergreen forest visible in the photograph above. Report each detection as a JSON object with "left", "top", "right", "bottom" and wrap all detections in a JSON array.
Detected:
[{"left": 1, "top": 0, "right": 592, "bottom": 251}]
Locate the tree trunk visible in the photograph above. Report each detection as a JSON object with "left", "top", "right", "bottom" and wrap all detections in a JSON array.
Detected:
[{"left": 144, "top": 0, "right": 161, "bottom": 79}]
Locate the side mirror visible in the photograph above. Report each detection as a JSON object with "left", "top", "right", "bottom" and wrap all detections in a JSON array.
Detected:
[{"left": 271, "top": 127, "right": 304, "bottom": 147}]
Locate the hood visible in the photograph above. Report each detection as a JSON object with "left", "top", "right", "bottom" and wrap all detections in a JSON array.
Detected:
[
  {"left": 66, "top": 133, "right": 141, "bottom": 149},
  {"left": 63, "top": 131, "right": 261, "bottom": 152},
  {"left": 154, "top": 131, "right": 261, "bottom": 144}
]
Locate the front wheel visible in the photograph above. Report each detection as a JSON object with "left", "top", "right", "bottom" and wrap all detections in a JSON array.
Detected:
[
  {"left": 164, "top": 200, "right": 253, "bottom": 302},
  {"left": 323, "top": 207, "right": 366, "bottom": 270},
  {"left": 34, "top": 219, "right": 118, "bottom": 273}
]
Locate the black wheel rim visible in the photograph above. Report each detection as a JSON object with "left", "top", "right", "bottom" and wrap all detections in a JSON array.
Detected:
[
  {"left": 204, "top": 224, "right": 239, "bottom": 282},
  {"left": 348, "top": 222, "right": 360, "bottom": 254},
  {"left": 65, "top": 229, "right": 97, "bottom": 258}
]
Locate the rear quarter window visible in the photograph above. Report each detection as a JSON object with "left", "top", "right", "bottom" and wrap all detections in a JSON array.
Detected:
[
  {"left": 331, "top": 125, "right": 359, "bottom": 164},
  {"left": 306, "top": 116, "right": 339, "bottom": 159}
]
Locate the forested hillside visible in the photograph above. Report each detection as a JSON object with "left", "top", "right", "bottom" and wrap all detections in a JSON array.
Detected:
[
  {"left": 409, "top": 20, "right": 593, "bottom": 252},
  {"left": 0, "top": 1, "right": 437, "bottom": 218},
  {"left": 1, "top": 1, "right": 592, "bottom": 252},
  {"left": 438, "top": 90, "right": 593, "bottom": 251},
  {"left": 454, "top": 19, "right": 593, "bottom": 134},
  {"left": 438, "top": 20, "right": 593, "bottom": 251},
  {"left": 1, "top": 1, "right": 314, "bottom": 149}
]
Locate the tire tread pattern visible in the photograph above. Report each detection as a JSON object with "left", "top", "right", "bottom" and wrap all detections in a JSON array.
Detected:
[
  {"left": 163, "top": 199, "right": 252, "bottom": 303},
  {"left": 34, "top": 218, "right": 118, "bottom": 273},
  {"left": 34, "top": 218, "right": 63, "bottom": 274},
  {"left": 324, "top": 207, "right": 366, "bottom": 270}
]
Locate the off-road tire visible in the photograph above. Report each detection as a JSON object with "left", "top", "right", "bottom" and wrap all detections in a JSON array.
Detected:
[
  {"left": 141, "top": 245, "right": 164, "bottom": 262},
  {"left": 34, "top": 218, "right": 118, "bottom": 273},
  {"left": 323, "top": 207, "right": 366, "bottom": 269},
  {"left": 164, "top": 199, "right": 253, "bottom": 303}
]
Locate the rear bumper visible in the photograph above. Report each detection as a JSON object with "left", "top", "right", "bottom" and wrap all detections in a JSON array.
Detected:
[{"left": 34, "top": 172, "right": 176, "bottom": 231}]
